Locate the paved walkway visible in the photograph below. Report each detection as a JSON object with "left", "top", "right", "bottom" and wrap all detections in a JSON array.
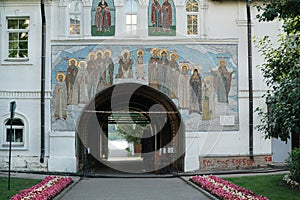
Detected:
[
  {"left": 1, "top": 168, "right": 288, "bottom": 200},
  {"left": 58, "top": 177, "right": 211, "bottom": 200}
]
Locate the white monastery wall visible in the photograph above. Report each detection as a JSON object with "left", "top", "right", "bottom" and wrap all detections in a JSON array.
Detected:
[{"left": 0, "top": 0, "right": 284, "bottom": 172}]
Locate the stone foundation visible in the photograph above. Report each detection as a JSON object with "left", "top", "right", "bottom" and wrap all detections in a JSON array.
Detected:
[
  {"left": 199, "top": 155, "right": 272, "bottom": 170},
  {"left": 0, "top": 156, "right": 47, "bottom": 172}
]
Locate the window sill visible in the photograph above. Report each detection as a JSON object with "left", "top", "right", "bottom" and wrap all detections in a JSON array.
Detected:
[
  {"left": 0, "top": 144, "right": 27, "bottom": 151},
  {"left": 1, "top": 58, "right": 33, "bottom": 66},
  {"left": 2, "top": 143, "right": 24, "bottom": 147},
  {"left": 4, "top": 58, "right": 29, "bottom": 62}
]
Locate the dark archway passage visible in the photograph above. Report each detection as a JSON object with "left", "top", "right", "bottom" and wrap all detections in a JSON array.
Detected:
[{"left": 76, "top": 83, "right": 185, "bottom": 174}]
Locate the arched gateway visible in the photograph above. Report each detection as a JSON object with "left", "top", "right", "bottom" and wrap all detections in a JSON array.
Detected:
[{"left": 76, "top": 83, "right": 185, "bottom": 174}]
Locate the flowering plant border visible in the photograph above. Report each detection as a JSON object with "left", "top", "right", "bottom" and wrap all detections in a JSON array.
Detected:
[
  {"left": 191, "top": 175, "right": 269, "bottom": 200},
  {"left": 10, "top": 175, "right": 72, "bottom": 200}
]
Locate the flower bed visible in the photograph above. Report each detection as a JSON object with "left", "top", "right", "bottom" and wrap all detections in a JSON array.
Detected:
[
  {"left": 191, "top": 175, "right": 269, "bottom": 200},
  {"left": 10, "top": 175, "right": 72, "bottom": 200}
]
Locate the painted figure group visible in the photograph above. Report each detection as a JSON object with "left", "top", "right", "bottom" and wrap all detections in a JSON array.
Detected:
[
  {"left": 54, "top": 49, "right": 114, "bottom": 120},
  {"left": 94, "top": 0, "right": 111, "bottom": 32},
  {"left": 151, "top": 0, "right": 173, "bottom": 32},
  {"left": 53, "top": 47, "right": 234, "bottom": 121}
]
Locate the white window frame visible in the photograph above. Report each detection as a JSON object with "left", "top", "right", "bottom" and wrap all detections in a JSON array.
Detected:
[
  {"left": 4, "top": 119, "right": 24, "bottom": 146},
  {"left": 125, "top": 0, "right": 138, "bottom": 35},
  {"left": 186, "top": 0, "right": 200, "bottom": 36},
  {"left": 3, "top": 16, "right": 30, "bottom": 63},
  {"left": 0, "top": 114, "right": 29, "bottom": 150},
  {"left": 68, "top": 0, "right": 83, "bottom": 36}
]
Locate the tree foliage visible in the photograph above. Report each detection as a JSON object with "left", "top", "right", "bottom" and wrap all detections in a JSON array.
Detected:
[
  {"left": 255, "top": 0, "right": 300, "bottom": 142},
  {"left": 116, "top": 124, "right": 149, "bottom": 144}
]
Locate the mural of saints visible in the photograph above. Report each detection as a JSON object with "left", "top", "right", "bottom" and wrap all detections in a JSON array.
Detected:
[
  {"left": 51, "top": 44, "right": 239, "bottom": 132},
  {"left": 116, "top": 49, "right": 134, "bottom": 78},
  {"left": 159, "top": 49, "right": 170, "bottom": 95},
  {"left": 211, "top": 59, "right": 235, "bottom": 103},
  {"left": 66, "top": 58, "right": 78, "bottom": 105},
  {"left": 103, "top": 49, "right": 114, "bottom": 87},
  {"left": 148, "top": 48, "right": 160, "bottom": 89},
  {"left": 202, "top": 76, "right": 215, "bottom": 120},
  {"left": 96, "top": 50, "right": 105, "bottom": 91},
  {"left": 87, "top": 52, "right": 98, "bottom": 97},
  {"left": 95, "top": 0, "right": 111, "bottom": 32},
  {"left": 169, "top": 51, "right": 179, "bottom": 98},
  {"left": 135, "top": 49, "right": 145, "bottom": 80},
  {"left": 189, "top": 68, "right": 202, "bottom": 114},
  {"left": 161, "top": 0, "right": 172, "bottom": 32},
  {"left": 72, "top": 61, "right": 90, "bottom": 104},
  {"left": 178, "top": 64, "right": 190, "bottom": 109},
  {"left": 151, "top": 0, "right": 161, "bottom": 32},
  {"left": 94, "top": 6, "right": 104, "bottom": 32},
  {"left": 54, "top": 72, "right": 67, "bottom": 120}
]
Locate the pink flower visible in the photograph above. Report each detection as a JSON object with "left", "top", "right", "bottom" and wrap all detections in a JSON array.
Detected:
[
  {"left": 10, "top": 176, "right": 72, "bottom": 200},
  {"left": 191, "top": 175, "right": 269, "bottom": 200}
]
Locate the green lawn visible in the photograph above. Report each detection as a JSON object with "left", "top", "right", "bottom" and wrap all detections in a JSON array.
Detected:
[
  {"left": 223, "top": 174, "right": 300, "bottom": 200},
  {"left": 0, "top": 177, "right": 41, "bottom": 200}
]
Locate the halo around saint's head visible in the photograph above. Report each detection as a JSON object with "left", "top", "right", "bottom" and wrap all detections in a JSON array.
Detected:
[
  {"left": 136, "top": 49, "right": 144, "bottom": 56},
  {"left": 217, "top": 59, "right": 227, "bottom": 67},
  {"left": 191, "top": 67, "right": 200, "bottom": 75},
  {"left": 169, "top": 52, "right": 178, "bottom": 61},
  {"left": 88, "top": 52, "right": 97, "bottom": 60},
  {"left": 96, "top": 50, "right": 103, "bottom": 59},
  {"left": 68, "top": 58, "right": 78, "bottom": 66},
  {"left": 104, "top": 49, "right": 112, "bottom": 57},
  {"left": 78, "top": 60, "right": 87, "bottom": 68},
  {"left": 121, "top": 49, "right": 130, "bottom": 57},
  {"left": 159, "top": 48, "right": 169, "bottom": 56},
  {"left": 150, "top": 48, "right": 160, "bottom": 56},
  {"left": 180, "top": 63, "right": 190, "bottom": 72},
  {"left": 56, "top": 72, "right": 66, "bottom": 82}
]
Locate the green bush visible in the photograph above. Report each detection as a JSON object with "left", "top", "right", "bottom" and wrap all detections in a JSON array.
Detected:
[{"left": 286, "top": 148, "right": 300, "bottom": 182}]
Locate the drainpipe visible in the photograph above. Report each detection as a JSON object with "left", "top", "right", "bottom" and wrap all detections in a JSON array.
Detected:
[
  {"left": 40, "top": 0, "right": 46, "bottom": 163},
  {"left": 246, "top": 0, "right": 254, "bottom": 160}
]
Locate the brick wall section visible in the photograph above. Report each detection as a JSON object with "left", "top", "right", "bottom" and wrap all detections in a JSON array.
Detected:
[{"left": 199, "top": 155, "right": 272, "bottom": 170}]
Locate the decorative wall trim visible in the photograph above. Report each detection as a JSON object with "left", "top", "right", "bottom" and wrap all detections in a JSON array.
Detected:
[
  {"left": 236, "top": 20, "right": 253, "bottom": 27},
  {"left": 51, "top": 38, "right": 239, "bottom": 45},
  {"left": 0, "top": 91, "right": 52, "bottom": 99},
  {"left": 239, "top": 90, "right": 267, "bottom": 98}
]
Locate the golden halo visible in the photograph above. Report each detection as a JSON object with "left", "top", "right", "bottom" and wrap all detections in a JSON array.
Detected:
[
  {"left": 78, "top": 60, "right": 87, "bottom": 68},
  {"left": 68, "top": 58, "right": 78, "bottom": 66},
  {"left": 191, "top": 67, "right": 200, "bottom": 75},
  {"left": 169, "top": 52, "right": 178, "bottom": 61},
  {"left": 136, "top": 49, "right": 144, "bottom": 56},
  {"left": 180, "top": 63, "right": 190, "bottom": 72},
  {"left": 159, "top": 48, "right": 169, "bottom": 57},
  {"left": 204, "top": 76, "right": 213, "bottom": 83},
  {"left": 88, "top": 52, "right": 97, "bottom": 60},
  {"left": 217, "top": 59, "right": 227, "bottom": 67},
  {"left": 121, "top": 49, "right": 130, "bottom": 57},
  {"left": 96, "top": 50, "right": 104, "bottom": 59},
  {"left": 104, "top": 49, "right": 112, "bottom": 58},
  {"left": 56, "top": 72, "right": 66, "bottom": 82},
  {"left": 150, "top": 48, "right": 160, "bottom": 56}
]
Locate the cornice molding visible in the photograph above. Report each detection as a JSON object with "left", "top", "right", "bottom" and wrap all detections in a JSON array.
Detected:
[{"left": 0, "top": 91, "right": 52, "bottom": 99}]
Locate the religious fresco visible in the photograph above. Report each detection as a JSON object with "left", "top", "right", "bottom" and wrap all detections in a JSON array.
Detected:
[
  {"left": 91, "top": 0, "right": 115, "bottom": 36},
  {"left": 148, "top": 0, "right": 176, "bottom": 36},
  {"left": 51, "top": 44, "right": 238, "bottom": 131}
]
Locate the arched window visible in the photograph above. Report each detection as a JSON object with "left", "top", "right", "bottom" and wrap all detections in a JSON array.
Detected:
[
  {"left": 69, "top": 0, "right": 82, "bottom": 35},
  {"left": 5, "top": 118, "right": 24, "bottom": 145},
  {"left": 186, "top": 0, "right": 199, "bottom": 35},
  {"left": 125, "top": 0, "right": 138, "bottom": 35}
]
